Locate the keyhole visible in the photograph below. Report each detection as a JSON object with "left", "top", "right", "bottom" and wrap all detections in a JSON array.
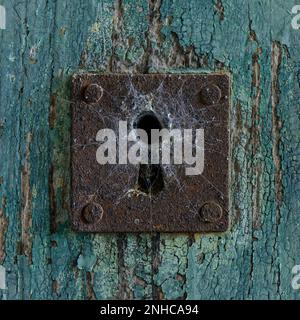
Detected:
[
  {"left": 135, "top": 111, "right": 163, "bottom": 145},
  {"left": 135, "top": 112, "right": 165, "bottom": 195}
]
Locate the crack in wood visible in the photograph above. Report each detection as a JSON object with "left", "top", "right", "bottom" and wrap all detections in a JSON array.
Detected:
[
  {"left": 271, "top": 41, "right": 283, "bottom": 223},
  {"left": 20, "top": 133, "right": 33, "bottom": 264},
  {"left": 0, "top": 197, "right": 8, "bottom": 264}
]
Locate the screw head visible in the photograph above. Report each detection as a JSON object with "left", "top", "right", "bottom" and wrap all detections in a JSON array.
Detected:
[
  {"left": 81, "top": 203, "right": 103, "bottom": 224},
  {"left": 200, "top": 202, "right": 223, "bottom": 223},
  {"left": 84, "top": 83, "right": 103, "bottom": 103},
  {"left": 199, "top": 84, "right": 221, "bottom": 105}
]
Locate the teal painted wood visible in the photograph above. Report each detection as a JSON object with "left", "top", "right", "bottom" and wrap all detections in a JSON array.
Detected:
[{"left": 0, "top": 0, "right": 299, "bottom": 300}]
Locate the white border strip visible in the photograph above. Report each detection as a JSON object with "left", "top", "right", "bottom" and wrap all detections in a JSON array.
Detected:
[
  {"left": 0, "top": 265, "right": 6, "bottom": 290},
  {"left": 0, "top": 5, "right": 6, "bottom": 30}
]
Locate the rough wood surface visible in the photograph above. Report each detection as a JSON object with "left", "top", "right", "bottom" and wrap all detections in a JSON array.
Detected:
[{"left": 0, "top": 0, "right": 299, "bottom": 299}]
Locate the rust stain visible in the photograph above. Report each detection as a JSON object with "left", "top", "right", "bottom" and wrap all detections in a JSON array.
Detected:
[
  {"left": 251, "top": 48, "right": 262, "bottom": 230},
  {"left": 252, "top": 165, "right": 262, "bottom": 230},
  {"left": 109, "top": 0, "right": 124, "bottom": 72},
  {"left": 116, "top": 235, "right": 133, "bottom": 300},
  {"left": 49, "top": 94, "right": 57, "bottom": 129},
  {"left": 169, "top": 32, "right": 207, "bottom": 68},
  {"left": 21, "top": 132, "right": 33, "bottom": 263},
  {"left": 86, "top": 272, "right": 96, "bottom": 300},
  {"left": 214, "top": 0, "right": 225, "bottom": 21},
  {"left": 0, "top": 197, "right": 8, "bottom": 264},
  {"left": 148, "top": 0, "right": 165, "bottom": 45},
  {"left": 134, "top": 276, "right": 147, "bottom": 288},
  {"left": 152, "top": 284, "right": 164, "bottom": 300},
  {"left": 52, "top": 279, "right": 60, "bottom": 296},
  {"left": 151, "top": 233, "right": 161, "bottom": 299},
  {"left": 61, "top": 180, "right": 69, "bottom": 211},
  {"left": 271, "top": 41, "right": 283, "bottom": 224}
]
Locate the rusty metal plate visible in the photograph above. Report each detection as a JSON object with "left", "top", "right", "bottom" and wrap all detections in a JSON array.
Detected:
[{"left": 71, "top": 74, "right": 230, "bottom": 233}]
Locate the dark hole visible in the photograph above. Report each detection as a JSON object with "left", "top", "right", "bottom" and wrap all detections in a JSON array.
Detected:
[
  {"left": 138, "top": 164, "right": 164, "bottom": 196},
  {"left": 135, "top": 111, "right": 163, "bottom": 145},
  {"left": 135, "top": 112, "right": 165, "bottom": 195}
]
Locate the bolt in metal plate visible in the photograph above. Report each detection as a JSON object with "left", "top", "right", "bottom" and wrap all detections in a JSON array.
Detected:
[{"left": 71, "top": 74, "right": 230, "bottom": 233}]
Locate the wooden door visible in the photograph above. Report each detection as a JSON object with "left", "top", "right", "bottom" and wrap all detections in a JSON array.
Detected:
[{"left": 0, "top": 0, "right": 299, "bottom": 299}]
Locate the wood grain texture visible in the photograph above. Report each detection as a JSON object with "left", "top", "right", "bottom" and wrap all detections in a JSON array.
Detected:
[{"left": 0, "top": 0, "right": 299, "bottom": 299}]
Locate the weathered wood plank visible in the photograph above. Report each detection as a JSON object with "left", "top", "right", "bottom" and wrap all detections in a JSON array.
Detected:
[{"left": 0, "top": 0, "right": 299, "bottom": 300}]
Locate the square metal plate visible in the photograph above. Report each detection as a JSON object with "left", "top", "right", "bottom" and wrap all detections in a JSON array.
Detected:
[{"left": 71, "top": 74, "right": 230, "bottom": 233}]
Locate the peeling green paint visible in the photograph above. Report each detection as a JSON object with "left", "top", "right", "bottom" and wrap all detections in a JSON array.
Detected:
[{"left": 0, "top": 0, "right": 299, "bottom": 300}]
